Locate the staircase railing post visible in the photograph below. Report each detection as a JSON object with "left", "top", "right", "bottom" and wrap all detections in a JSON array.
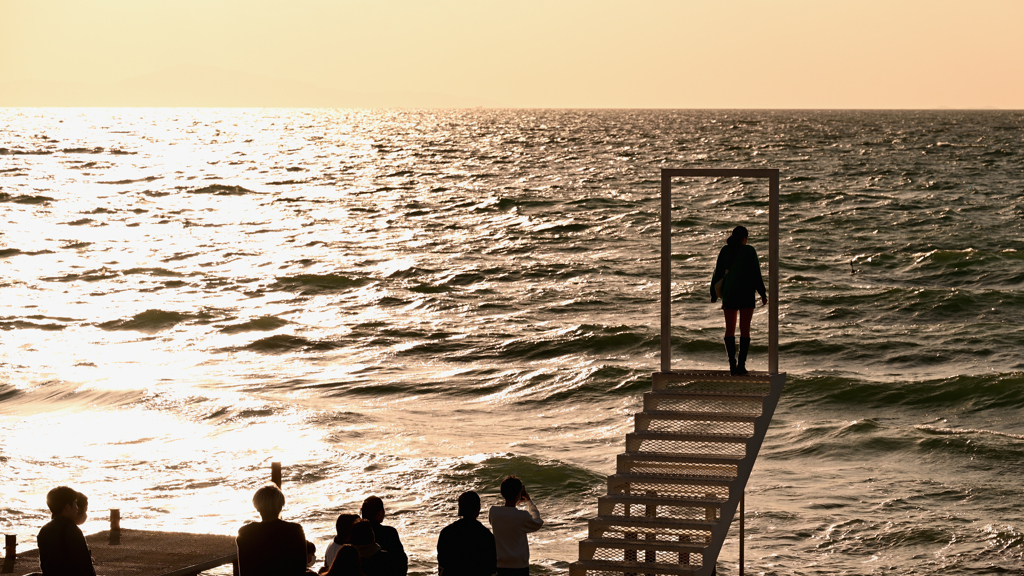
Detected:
[{"left": 740, "top": 494, "right": 745, "bottom": 576}]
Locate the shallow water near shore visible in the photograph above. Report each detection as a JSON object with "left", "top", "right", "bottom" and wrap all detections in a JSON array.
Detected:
[{"left": 2, "top": 108, "right": 1023, "bottom": 575}]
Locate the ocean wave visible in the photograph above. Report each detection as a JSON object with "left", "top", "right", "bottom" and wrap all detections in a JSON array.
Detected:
[
  {"left": 98, "top": 176, "right": 161, "bottom": 185},
  {"left": 0, "top": 248, "right": 55, "bottom": 258},
  {"left": 786, "top": 372, "right": 1024, "bottom": 412},
  {"left": 241, "top": 334, "right": 344, "bottom": 354},
  {"left": 43, "top": 268, "right": 121, "bottom": 282},
  {"left": 0, "top": 147, "right": 53, "bottom": 155},
  {"left": 0, "top": 384, "right": 20, "bottom": 403},
  {"left": 97, "top": 309, "right": 196, "bottom": 333},
  {"left": 64, "top": 218, "right": 99, "bottom": 226},
  {"left": 315, "top": 363, "right": 648, "bottom": 403},
  {"left": 901, "top": 248, "right": 1024, "bottom": 287},
  {"left": 61, "top": 147, "right": 106, "bottom": 154},
  {"left": 444, "top": 324, "right": 656, "bottom": 364},
  {"left": 187, "top": 184, "right": 258, "bottom": 195},
  {"left": 270, "top": 273, "right": 373, "bottom": 295},
  {"left": 0, "top": 319, "right": 65, "bottom": 331},
  {"left": 431, "top": 453, "right": 605, "bottom": 501},
  {"left": 0, "top": 193, "right": 54, "bottom": 204},
  {"left": 121, "top": 267, "right": 187, "bottom": 277},
  {"left": 218, "top": 316, "right": 290, "bottom": 334},
  {"left": 915, "top": 424, "right": 1024, "bottom": 441}
]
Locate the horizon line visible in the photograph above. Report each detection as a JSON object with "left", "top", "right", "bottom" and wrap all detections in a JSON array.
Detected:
[{"left": 2, "top": 106, "right": 1020, "bottom": 111}]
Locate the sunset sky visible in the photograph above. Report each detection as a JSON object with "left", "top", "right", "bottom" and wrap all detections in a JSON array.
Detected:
[{"left": 2, "top": 0, "right": 1022, "bottom": 109}]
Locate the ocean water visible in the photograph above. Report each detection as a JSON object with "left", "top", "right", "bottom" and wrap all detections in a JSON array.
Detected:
[{"left": 1, "top": 108, "right": 1023, "bottom": 575}]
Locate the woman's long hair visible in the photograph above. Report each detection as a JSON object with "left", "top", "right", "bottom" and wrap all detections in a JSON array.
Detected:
[{"left": 726, "top": 226, "right": 748, "bottom": 247}]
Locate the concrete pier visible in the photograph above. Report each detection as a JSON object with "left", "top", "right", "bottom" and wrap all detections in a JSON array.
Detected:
[
  {"left": 5, "top": 529, "right": 237, "bottom": 576},
  {"left": 3, "top": 462, "right": 288, "bottom": 576}
]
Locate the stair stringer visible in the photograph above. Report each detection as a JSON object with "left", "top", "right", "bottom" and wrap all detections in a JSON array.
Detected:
[{"left": 696, "top": 371, "right": 787, "bottom": 575}]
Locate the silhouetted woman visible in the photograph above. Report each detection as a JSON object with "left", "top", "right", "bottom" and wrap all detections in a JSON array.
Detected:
[{"left": 710, "top": 226, "right": 767, "bottom": 375}]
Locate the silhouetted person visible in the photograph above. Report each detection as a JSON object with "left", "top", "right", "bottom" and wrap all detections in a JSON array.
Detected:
[
  {"left": 488, "top": 476, "right": 542, "bottom": 576},
  {"left": 350, "top": 519, "right": 399, "bottom": 576},
  {"left": 437, "top": 491, "right": 496, "bottom": 576},
  {"left": 74, "top": 492, "right": 89, "bottom": 526},
  {"left": 361, "top": 496, "right": 407, "bottom": 575},
  {"left": 325, "top": 544, "right": 363, "bottom": 576},
  {"left": 710, "top": 225, "right": 767, "bottom": 375},
  {"left": 236, "top": 483, "right": 307, "bottom": 576},
  {"left": 324, "top": 513, "right": 361, "bottom": 572},
  {"left": 37, "top": 485, "right": 97, "bottom": 576},
  {"left": 306, "top": 540, "right": 320, "bottom": 576}
]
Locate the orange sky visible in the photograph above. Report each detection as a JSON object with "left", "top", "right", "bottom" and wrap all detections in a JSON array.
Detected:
[{"left": 2, "top": 0, "right": 1022, "bottom": 108}]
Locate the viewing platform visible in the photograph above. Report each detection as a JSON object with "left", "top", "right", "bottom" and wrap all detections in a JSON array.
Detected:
[
  {"left": 2, "top": 464, "right": 291, "bottom": 576},
  {"left": 5, "top": 529, "right": 237, "bottom": 576}
]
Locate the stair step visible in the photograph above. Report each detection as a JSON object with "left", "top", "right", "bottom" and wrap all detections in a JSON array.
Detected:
[
  {"left": 599, "top": 493, "right": 726, "bottom": 510},
  {"left": 644, "top": 389, "right": 766, "bottom": 402},
  {"left": 626, "top": 431, "right": 750, "bottom": 444},
  {"left": 653, "top": 370, "right": 773, "bottom": 384},
  {"left": 616, "top": 463, "right": 739, "bottom": 480},
  {"left": 591, "top": 515, "right": 717, "bottom": 532},
  {"left": 620, "top": 451, "right": 745, "bottom": 466},
  {"left": 609, "top": 473, "right": 735, "bottom": 487},
  {"left": 571, "top": 559, "right": 699, "bottom": 576},
  {"left": 637, "top": 410, "right": 760, "bottom": 423},
  {"left": 582, "top": 536, "right": 706, "bottom": 554}
]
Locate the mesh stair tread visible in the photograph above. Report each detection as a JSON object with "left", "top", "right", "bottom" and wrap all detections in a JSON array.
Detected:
[
  {"left": 637, "top": 410, "right": 760, "bottom": 423},
  {"left": 653, "top": 370, "right": 773, "bottom": 383},
  {"left": 615, "top": 464, "right": 740, "bottom": 481},
  {"left": 581, "top": 536, "right": 707, "bottom": 554},
  {"left": 609, "top": 472, "right": 736, "bottom": 487},
  {"left": 620, "top": 451, "right": 746, "bottom": 465},
  {"left": 571, "top": 559, "right": 700, "bottom": 576},
  {"left": 591, "top": 515, "right": 718, "bottom": 531},
  {"left": 599, "top": 494, "right": 727, "bottom": 509},
  {"left": 626, "top": 431, "right": 750, "bottom": 444},
  {"left": 644, "top": 389, "right": 767, "bottom": 402}
]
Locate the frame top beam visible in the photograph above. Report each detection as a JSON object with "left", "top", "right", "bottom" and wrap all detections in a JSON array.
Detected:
[{"left": 662, "top": 168, "right": 779, "bottom": 178}]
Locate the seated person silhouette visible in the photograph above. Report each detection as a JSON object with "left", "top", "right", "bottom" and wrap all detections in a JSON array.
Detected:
[
  {"left": 350, "top": 519, "right": 400, "bottom": 576},
  {"left": 324, "top": 544, "right": 362, "bottom": 576},
  {"left": 74, "top": 492, "right": 89, "bottom": 526},
  {"left": 236, "top": 483, "right": 307, "bottom": 576},
  {"left": 37, "top": 486, "right": 96, "bottom": 576},
  {"left": 324, "top": 513, "right": 360, "bottom": 572},
  {"left": 361, "top": 496, "right": 408, "bottom": 576},
  {"left": 305, "top": 540, "right": 320, "bottom": 575}
]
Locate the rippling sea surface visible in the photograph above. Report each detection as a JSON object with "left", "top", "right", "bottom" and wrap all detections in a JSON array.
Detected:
[{"left": 2, "top": 109, "right": 1023, "bottom": 575}]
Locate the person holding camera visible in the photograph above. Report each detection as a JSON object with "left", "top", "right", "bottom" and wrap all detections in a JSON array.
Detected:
[{"left": 487, "top": 476, "right": 543, "bottom": 576}]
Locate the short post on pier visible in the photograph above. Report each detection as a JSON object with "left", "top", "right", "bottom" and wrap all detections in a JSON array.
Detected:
[
  {"left": 2, "top": 534, "right": 15, "bottom": 573},
  {"left": 271, "top": 462, "right": 282, "bottom": 487},
  {"left": 109, "top": 508, "right": 121, "bottom": 545}
]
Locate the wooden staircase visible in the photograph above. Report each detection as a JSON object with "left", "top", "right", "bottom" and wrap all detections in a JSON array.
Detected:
[{"left": 569, "top": 369, "right": 786, "bottom": 576}]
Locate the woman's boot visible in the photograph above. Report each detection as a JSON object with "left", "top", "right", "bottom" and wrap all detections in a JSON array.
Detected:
[
  {"left": 724, "top": 336, "right": 738, "bottom": 375},
  {"left": 737, "top": 337, "right": 751, "bottom": 375}
]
